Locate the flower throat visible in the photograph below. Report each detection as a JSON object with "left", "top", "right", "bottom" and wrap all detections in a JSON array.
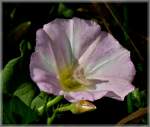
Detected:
[{"left": 59, "top": 65, "right": 90, "bottom": 92}]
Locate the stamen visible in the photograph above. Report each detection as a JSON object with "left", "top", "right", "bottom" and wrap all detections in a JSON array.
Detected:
[
  {"left": 73, "top": 66, "right": 93, "bottom": 86},
  {"left": 59, "top": 65, "right": 87, "bottom": 92}
]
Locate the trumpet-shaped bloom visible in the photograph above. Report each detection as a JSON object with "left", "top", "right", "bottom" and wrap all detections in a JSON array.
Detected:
[{"left": 30, "top": 17, "right": 136, "bottom": 102}]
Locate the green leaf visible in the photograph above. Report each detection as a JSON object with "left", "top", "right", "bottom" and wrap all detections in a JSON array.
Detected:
[
  {"left": 2, "top": 56, "right": 22, "bottom": 94},
  {"left": 19, "top": 39, "right": 32, "bottom": 57},
  {"left": 58, "top": 3, "right": 74, "bottom": 18},
  {"left": 3, "top": 96, "right": 16, "bottom": 124},
  {"left": 63, "top": 9, "right": 74, "bottom": 18},
  {"left": 13, "top": 82, "right": 37, "bottom": 106},
  {"left": 31, "top": 92, "right": 50, "bottom": 115},
  {"left": 127, "top": 93, "right": 133, "bottom": 113},
  {"left": 127, "top": 88, "right": 147, "bottom": 113},
  {"left": 3, "top": 95, "right": 38, "bottom": 124},
  {"left": 2, "top": 40, "right": 32, "bottom": 94}
]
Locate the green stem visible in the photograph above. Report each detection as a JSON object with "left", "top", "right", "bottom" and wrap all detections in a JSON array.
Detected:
[
  {"left": 37, "top": 96, "right": 63, "bottom": 115},
  {"left": 56, "top": 104, "right": 73, "bottom": 112},
  {"left": 47, "top": 104, "right": 72, "bottom": 125},
  {"left": 37, "top": 106, "right": 45, "bottom": 116},
  {"left": 127, "top": 94, "right": 133, "bottom": 113},
  {"left": 47, "top": 110, "right": 57, "bottom": 125},
  {"left": 46, "top": 96, "right": 63, "bottom": 108}
]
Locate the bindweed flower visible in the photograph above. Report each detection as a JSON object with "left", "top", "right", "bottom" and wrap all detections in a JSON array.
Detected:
[{"left": 30, "top": 17, "right": 136, "bottom": 102}]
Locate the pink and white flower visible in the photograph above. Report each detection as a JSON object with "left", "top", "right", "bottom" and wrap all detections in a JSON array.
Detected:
[{"left": 30, "top": 17, "right": 136, "bottom": 102}]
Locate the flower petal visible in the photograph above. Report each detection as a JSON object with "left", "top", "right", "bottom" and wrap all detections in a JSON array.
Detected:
[
  {"left": 79, "top": 31, "right": 135, "bottom": 101},
  {"left": 44, "top": 18, "right": 101, "bottom": 60},
  {"left": 80, "top": 32, "right": 135, "bottom": 81},
  {"left": 93, "top": 78, "right": 135, "bottom": 100},
  {"left": 64, "top": 90, "right": 107, "bottom": 102},
  {"left": 86, "top": 48, "right": 135, "bottom": 82},
  {"left": 30, "top": 52, "right": 61, "bottom": 95},
  {"left": 68, "top": 18, "right": 101, "bottom": 59},
  {"left": 64, "top": 91, "right": 95, "bottom": 102},
  {"left": 79, "top": 32, "right": 120, "bottom": 72},
  {"left": 43, "top": 19, "right": 74, "bottom": 71},
  {"left": 30, "top": 29, "right": 62, "bottom": 95},
  {"left": 35, "top": 29, "right": 58, "bottom": 74},
  {"left": 64, "top": 77, "right": 134, "bottom": 102}
]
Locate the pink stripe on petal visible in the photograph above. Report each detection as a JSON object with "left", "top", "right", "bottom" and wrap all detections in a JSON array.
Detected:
[
  {"left": 44, "top": 18, "right": 101, "bottom": 60},
  {"left": 69, "top": 18, "right": 101, "bottom": 59},
  {"left": 30, "top": 66, "right": 61, "bottom": 95},
  {"left": 79, "top": 32, "right": 121, "bottom": 72},
  {"left": 37, "top": 82, "right": 60, "bottom": 95},
  {"left": 80, "top": 31, "right": 135, "bottom": 82},
  {"left": 85, "top": 48, "right": 136, "bottom": 82},
  {"left": 35, "top": 29, "right": 58, "bottom": 74},
  {"left": 43, "top": 19, "right": 74, "bottom": 70},
  {"left": 30, "top": 51, "right": 61, "bottom": 95}
]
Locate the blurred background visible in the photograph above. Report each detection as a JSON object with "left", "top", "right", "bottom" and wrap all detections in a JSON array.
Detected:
[{"left": 2, "top": 2, "right": 148, "bottom": 125}]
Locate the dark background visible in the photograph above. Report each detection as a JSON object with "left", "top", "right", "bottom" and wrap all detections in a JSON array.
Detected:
[{"left": 2, "top": 2, "right": 148, "bottom": 124}]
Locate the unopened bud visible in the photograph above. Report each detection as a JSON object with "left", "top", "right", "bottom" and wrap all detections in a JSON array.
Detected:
[{"left": 71, "top": 100, "right": 96, "bottom": 114}]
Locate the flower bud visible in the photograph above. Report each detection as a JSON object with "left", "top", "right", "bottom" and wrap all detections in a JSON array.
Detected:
[{"left": 71, "top": 100, "right": 96, "bottom": 114}]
